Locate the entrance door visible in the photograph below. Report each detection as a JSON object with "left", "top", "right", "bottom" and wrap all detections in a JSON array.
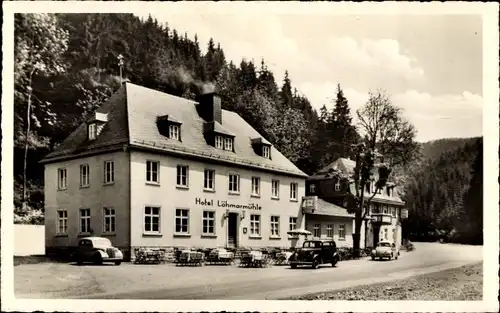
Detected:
[
  {"left": 373, "top": 226, "right": 380, "bottom": 247},
  {"left": 227, "top": 213, "right": 238, "bottom": 248}
]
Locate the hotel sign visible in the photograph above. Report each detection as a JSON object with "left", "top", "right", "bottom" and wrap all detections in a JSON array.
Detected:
[{"left": 195, "top": 198, "right": 262, "bottom": 211}]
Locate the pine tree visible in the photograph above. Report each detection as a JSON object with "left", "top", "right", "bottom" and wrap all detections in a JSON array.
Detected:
[{"left": 279, "top": 70, "right": 293, "bottom": 109}]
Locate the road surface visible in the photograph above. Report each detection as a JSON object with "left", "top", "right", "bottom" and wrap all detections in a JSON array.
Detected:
[{"left": 15, "top": 242, "right": 481, "bottom": 299}]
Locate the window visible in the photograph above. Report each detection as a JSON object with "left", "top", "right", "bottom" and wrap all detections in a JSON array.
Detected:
[
  {"left": 58, "top": 168, "right": 67, "bottom": 190},
  {"left": 383, "top": 205, "right": 389, "bottom": 214},
  {"left": 57, "top": 210, "right": 68, "bottom": 234},
  {"left": 339, "top": 224, "right": 346, "bottom": 240},
  {"left": 309, "top": 184, "right": 316, "bottom": 193},
  {"left": 228, "top": 174, "right": 240, "bottom": 193},
  {"left": 215, "top": 135, "right": 224, "bottom": 149},
  {"left": 250, "top": 214, "right": 261, "bottom": 236},
  {"left": 146, "top": 161, "right": 159, "bottom": 183},
  {"left": 335, "top": 181, "right": 341, "bottom": 191},
  {"left": 327, "top": 224, "right": 333, "bottom": 238},
  {"left": 175, "top": 209, "right": 189, "bottom": 234},
  {"left": 271, "top": 180, "right": 280, "bottom": 198},
  {"left": 224, "top": 137, "right": 233, "bottom": 151},
  {"left": 144, "top": 206, "right": 160, "bottom": 233},
  {"left": 103, "top": 208, "right": 116, "bottom": 233},
  {"left": 262, "top": 145, "right": 270, "bottom": 158},
  {"left": 88, "top": 123, "right": 97, "bottom": 140},
  {"left": 169, "top": 124, "right": 180, "bottom": 140},
  {"left": 79, "top": 208, "right": 91, "bottom": 234},
  {"left": 391, "top": 207, "right": 396, "bottom": 217},
  {"left": 313, "top": 224, "right": 321, "bottom": 238},
  {"left": 289, "top": 217, "right": 297, "bottom": 231},
  {"left": 80, "top": 164, "right": 90, "bottom": 187},
  {"left": 384, "top": 228, "right": 388, "bottom": 240},
  {"left": 176, "top": 165, "right": 188, "bottom": 187},
  {"left": 204, "top": 169, "right": 215, "bottom": 190},
  {"left": 251, "top": 177, "right": 260, "bottom": 196},
  {"left": 104, "top": 161, "right": 114, "bottom": 184},
  {"left": 202, "top": 211, "right": 215, "bottom": 235},
  {"left": 289, "top": 183, "right": 297, "bottom": 200},
  {"left": 270, "top": 216, "right": 280, "bottom": 237}
]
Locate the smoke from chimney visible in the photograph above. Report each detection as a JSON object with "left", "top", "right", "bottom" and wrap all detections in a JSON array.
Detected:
[
  {"left": 175, "top": 66, "right": 216, "bottom": 95},
  {"left": 201, "top": 82, "right": 215, "bottom": 95}
]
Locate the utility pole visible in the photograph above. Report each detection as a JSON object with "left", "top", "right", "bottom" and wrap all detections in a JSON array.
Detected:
[{"left": 118, "top": 54, "right": 124, "bottom": 84}]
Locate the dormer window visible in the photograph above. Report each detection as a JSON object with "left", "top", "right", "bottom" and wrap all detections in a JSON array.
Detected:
[
  {"left": 251, "top": 137, "right": 272, "bottom": 159},
  {"left": 224, "top": 137, "right": 233, "bottom": 151},
  {"left": 215, "top": 136, "right": 224, "bottom": 149},
  {"left": 86, "top": 112, "right": 107, "bottom": 141},
  {"left": 157, "top": 115, "right": 182, "bottom": 141},
  {"left": 263, "top": 145, "right": 271, "bottom": 159},
  {"left": 169, "top": 124, "right": 180, "bottom": 141},
  {"left": 88, "top": 123, "right": 97, "bottom": 141}
]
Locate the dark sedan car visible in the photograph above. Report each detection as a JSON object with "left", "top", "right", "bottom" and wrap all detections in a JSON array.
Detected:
[{"left": 289, "top": 240, "right": 341, "bottom": 269}]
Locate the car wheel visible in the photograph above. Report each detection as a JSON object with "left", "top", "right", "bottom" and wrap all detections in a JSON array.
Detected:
[
  {"left": 291, "top": 264, "right": 297, "bottom": 269},
  {"left": 331, "top": 260, "right": 338, "bottom": 267},
  {"left": 76, "top": 258, "right": 83, "bottom": 265},
  {"left": 115, "top": 261, "right": 121, "bottom": 266},
  {"left": 371, "top": 256, "right": 375, "bottom": 260},
  {"left": 94, "top": 253, "right": 103, "bottom": 265}
]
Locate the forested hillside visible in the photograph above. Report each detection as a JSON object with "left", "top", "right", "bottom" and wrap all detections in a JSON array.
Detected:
[
  {"left": 14, "top": 13, "right": 359, "bottom": 220},
  {"left": 420, "top": 137, "right": 479, "bottom": 161},
  {"left": 403, "top": 137, "right": 483, "bottom": 244}
]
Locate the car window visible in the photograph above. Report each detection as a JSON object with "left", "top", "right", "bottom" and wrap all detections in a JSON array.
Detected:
[
  {"left": 78, "top": 240, "right": 91, "bottom": 247},
  {"left": 378, "top": 242, "right": 391, "bottom": 247},
  {"left": 303, "top": 241, "right": 321, "bottom": 248}
]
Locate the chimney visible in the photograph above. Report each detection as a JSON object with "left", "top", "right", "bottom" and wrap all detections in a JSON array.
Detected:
[{"left": 196, "top": 92, "right": 222, "bottom": 124}]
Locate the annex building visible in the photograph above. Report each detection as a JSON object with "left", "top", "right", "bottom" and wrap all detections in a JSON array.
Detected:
[
  {"left": 41, "top": 83, "right": 310, "bottom": 260},
  {"left": 305, "top": 157, "right": 407, "bottom": 249}
]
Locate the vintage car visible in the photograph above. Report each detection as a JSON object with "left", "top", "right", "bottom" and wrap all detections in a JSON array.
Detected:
[
  {"left": 371, "top": 241, "right": 399, "bottom": 260},
  {"left": 289, "top": 240, "right": 340, "bottom": 269},
  {"left": 74, "top": 237, "right": 124, "bottom": 265}
]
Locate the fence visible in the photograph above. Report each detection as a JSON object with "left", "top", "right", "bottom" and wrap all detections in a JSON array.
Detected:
[{"left": 14, "top": 224, "right": 45, "bottom": 256}]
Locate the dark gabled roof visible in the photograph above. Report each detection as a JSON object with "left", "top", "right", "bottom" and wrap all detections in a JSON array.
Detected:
[{"left": 41, "top": 83, "right": 307, "bottom": 178}]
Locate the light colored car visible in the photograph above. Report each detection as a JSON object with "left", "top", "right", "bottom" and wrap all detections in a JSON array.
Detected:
[
  {"left": 371, "top": 241, "right": 399, "bottom": 261},
  {"left": 74, "top": 237, "right": 124, "bottom": 265}
]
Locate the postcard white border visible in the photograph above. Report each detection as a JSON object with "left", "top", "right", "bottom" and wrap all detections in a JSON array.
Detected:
[{"left": 2, "top": 1, "right": 499, "bottom": 312}]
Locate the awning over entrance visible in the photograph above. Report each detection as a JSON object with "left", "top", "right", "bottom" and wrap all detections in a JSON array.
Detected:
[{"left": 301, "top": 196, "right": 354, "bottom": 218}]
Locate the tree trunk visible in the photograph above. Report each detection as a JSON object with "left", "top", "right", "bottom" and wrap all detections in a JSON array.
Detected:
[
  {"left": 22, "top": 69, "right": 35, "bottom": 211},
  {"left": 353, "top": 209, "right": 363, "bottom": 257}
]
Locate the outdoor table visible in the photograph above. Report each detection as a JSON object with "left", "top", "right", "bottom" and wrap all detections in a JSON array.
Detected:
[
  {"left": 134, "top": 248, "right": 165, "bottom": 264},
  {"left": 206, "top": 248, "right": 234, "bottom": 265},
  {"left": 176, "top": 250, "right": 205, "bottom": 266}
]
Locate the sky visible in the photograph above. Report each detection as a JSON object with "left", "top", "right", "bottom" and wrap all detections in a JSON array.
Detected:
[{"left": 136, "top": 12, "right": 483, "bottom": 142}]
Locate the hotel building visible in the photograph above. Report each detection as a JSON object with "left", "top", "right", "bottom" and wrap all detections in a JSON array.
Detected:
[{"left": 41, "top": 83, "right": 310, "bottom": 260}]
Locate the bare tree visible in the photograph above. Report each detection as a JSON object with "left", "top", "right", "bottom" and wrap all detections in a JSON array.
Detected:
[{"left": 345, "top": 89, "right": 419, "bottom": 256}]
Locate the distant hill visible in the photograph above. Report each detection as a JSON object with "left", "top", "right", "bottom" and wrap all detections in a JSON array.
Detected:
[{"left": 420, "top": 137, "right": 481, "bottom": 161}]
